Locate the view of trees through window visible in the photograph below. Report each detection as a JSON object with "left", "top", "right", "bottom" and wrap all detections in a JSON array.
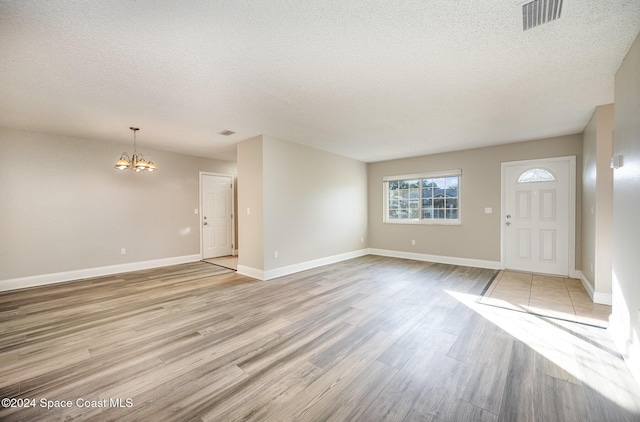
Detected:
[{"left": 387, "top": 176, "right": 459, "bottom": 221}]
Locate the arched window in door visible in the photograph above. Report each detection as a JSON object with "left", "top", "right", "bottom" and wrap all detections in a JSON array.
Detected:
[{"left": 518, "top": 168, "right": 556, "bottom": 183}]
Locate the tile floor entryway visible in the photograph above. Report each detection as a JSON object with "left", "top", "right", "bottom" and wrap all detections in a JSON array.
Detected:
[{"left": 479, "top": 270, "right": 611, "bottom": 328}]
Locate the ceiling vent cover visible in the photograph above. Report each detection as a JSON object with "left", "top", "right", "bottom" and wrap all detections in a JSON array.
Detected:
[
  {"left": 218, "top": 130, "right": 235, "bottom": 136},
  {"left": 522, "top": 0, "right": 563, "bottom": 31}
]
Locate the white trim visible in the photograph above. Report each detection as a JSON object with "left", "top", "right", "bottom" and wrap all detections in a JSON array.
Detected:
[
  {"left": 368, "top": 248, "right": 501, "bottom": 270},
  {"left": 383, "top": 172, "right": 462, "bottom": 225},
  {"left": 500, "top": 155, "right": 576, "bottom": 277},
  {"left": 576, "top": 270, "right": 613, "bottom": 305},
  {"left": 382, "top": 168, "right": 462, "bottom": 182},
  {"left": 236, "top": 265, "right": 265, "bottom": 280},
  {"left": 0, "top": 254, "right": 201, "bottom": 292},
  {"left": 264, "top": 250, "right": 368, "bottom": 280},
  {"left": 199, "top": 172, "right": 236, "bottom": 260},
  {"left": 237, "top": 249, "right": 369, "bottom": 281}
]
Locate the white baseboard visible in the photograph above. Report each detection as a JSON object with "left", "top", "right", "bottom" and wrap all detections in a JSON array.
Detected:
[
  {"left": 368, "top": 248, "right": 501, "bottom": 270},
  {"left": 264, "top": 249, "right": 369, "bottom": 280},
  {"left": 576, "top": 270, "right": 613, "bottom": 305},
  {"left": 237, "top": 249, "right": 369, "bottom": 281},
  {"left": 236, "top": 265, "right": 265, "bottom": 280},
  {"left": 0, "top": 254, "right": 201, "bottom": 292}
]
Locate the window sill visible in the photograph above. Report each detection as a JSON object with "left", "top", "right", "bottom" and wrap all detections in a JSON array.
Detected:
[{"left": 383, "top": 219, "right": 461, "bottom": 226}]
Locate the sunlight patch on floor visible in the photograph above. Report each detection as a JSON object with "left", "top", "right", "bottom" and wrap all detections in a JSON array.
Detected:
[{"left": 448, "top": 289, "right": 640, "bottom": 413}]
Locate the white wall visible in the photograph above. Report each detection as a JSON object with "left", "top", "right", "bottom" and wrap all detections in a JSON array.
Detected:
[
  {"left": 0, "top": 126, "right": 236, "bottom": 288},
  {"left": 237, "top": 135, "right": 368, "bottom": 279},
  {"left": 581, "top": 104, "right": 614, "bottom": 303},
  {"left": 610, "top": 31, "right": 640, "bottom": 382}
]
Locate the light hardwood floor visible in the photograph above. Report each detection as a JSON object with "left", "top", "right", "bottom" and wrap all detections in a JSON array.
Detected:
[{"left": 1, "top": 256, "right": 639, "bottom": 421}]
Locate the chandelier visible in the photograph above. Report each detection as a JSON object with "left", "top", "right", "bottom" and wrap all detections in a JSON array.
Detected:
[{"left": 114, "top": 127, "right": 157, "bottom": 172}]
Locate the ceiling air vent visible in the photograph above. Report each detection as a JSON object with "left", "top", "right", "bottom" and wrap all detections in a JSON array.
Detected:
[
  {"left": 218, "top": 130, "right": 235, "bottom": 136},
  {"left": 522, "top": 0, "right": 563, "bottom": 31}
]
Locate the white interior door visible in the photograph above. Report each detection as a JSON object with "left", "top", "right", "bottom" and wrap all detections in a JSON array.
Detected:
[
  {"left": 503, "top": 157, "right": 573, "bottom": 276},
  {"left": 202, "top": 174, "right": 233, "bottom": 259}
]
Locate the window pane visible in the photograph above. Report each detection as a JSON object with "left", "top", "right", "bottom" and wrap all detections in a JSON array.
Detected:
[
  {"left": 385, "top": 173, "right": 461, "bottom": 223},
  {"left": 518, "top": 169, "right": 555, "bottom": 183},
  {"left": 445, "top": 176, "right": 458, "bottom": 189}
]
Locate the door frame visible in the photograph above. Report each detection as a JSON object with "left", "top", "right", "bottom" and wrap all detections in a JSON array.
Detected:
[
  {"left": 500, "top": 156, "right": 577, "bottom": 276},
  {"left": 199, "top": 171, "right": 236, "bottom": 259}
]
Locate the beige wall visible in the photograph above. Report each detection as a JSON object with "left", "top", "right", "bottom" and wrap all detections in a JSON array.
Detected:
[
  {"left": 0, "top": 126, "right": 236, "bottom": 282},
  {"left": 237, "top": 136, "right": 264, "bottom": 271},
  {"left": 367, "top": 135, "right": 583, "bottom": 266},
  {"left": 237, "top": 135, "right": 368, "bottom": 275},
  {"left": 581, "top": 104, "right": 614, "bottom": 298},
  {"left": 611, "top": 31, "right": 640, "bottom": 379},
  {"left": 262, "top": 136, "right": 368, "bottom": 270}
]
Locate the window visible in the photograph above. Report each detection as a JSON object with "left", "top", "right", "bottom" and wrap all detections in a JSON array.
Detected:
[
  {"left": 384, "top": 170, "right": 461, "bottom": 224},
  {"left": 518, "top": 168, "right": 555, "bottom": 183}
]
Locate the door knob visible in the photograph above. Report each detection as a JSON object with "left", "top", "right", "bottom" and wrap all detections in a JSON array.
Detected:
[
  {"left": 506, "top": 214, "right": 511, "bottom": 219},
  {"left": 203, "top": 222, "right": 208, "bottom": 225},
  {"left": 506, "top": 222, "right": 511, "bottom": 226}
]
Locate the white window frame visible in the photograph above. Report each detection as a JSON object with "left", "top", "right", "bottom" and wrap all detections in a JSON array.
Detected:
[{"left": 383, "top": 169, "right": 462, "bottom": 225}]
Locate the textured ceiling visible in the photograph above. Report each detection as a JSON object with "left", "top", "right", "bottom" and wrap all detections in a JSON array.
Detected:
[{"left": 1, "top": 1, "right": 639, "bottom": 163}]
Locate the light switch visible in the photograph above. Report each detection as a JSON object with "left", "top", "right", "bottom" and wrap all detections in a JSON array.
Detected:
[{"left": 484, "top": 208, "right": 492, "bottom": 214}]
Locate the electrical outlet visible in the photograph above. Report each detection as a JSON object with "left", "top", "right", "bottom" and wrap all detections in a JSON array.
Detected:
[
  {"left": 360, "top": 237, "right": 364, "bottom": 244},
  {"left": 121, "top": 248, "right": 126, "bottom": 255},
  {"left": 274, "top": 250, "right": 279, "bottom": 259},
  {"left": 411, "top": 240, "right": 416, "bottom": 246}
]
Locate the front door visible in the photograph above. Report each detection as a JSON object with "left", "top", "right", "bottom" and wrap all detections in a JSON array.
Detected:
[
  {"left": 503, "top": 157, "right": 574, "bottom": 276},
  {"left": 202, "top": 174, "right": 233, "bottom": 259}
]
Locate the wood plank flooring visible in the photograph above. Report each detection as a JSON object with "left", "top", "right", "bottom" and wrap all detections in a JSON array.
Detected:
[{"left": 1, "top": 256, "right": 639, "bottom": 421}]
